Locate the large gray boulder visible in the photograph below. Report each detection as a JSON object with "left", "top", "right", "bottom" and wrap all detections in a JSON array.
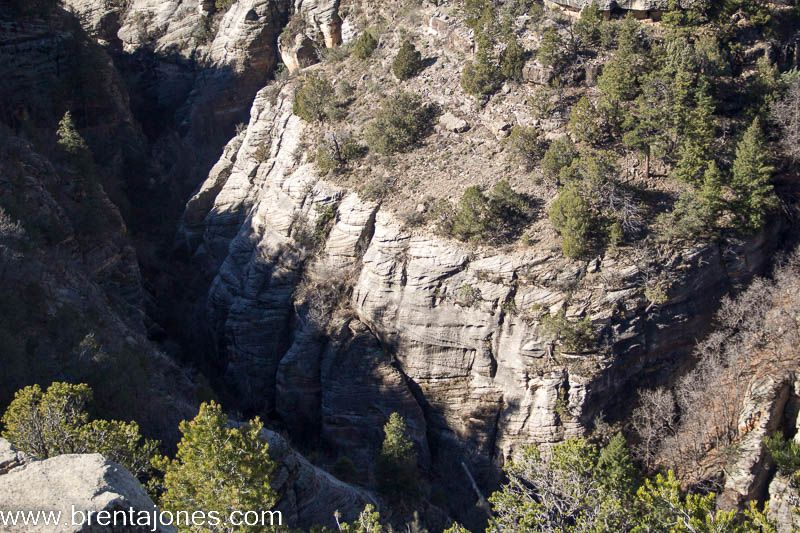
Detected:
[{"left": 0, "top": 439, "right": 173, "bottom": 532}]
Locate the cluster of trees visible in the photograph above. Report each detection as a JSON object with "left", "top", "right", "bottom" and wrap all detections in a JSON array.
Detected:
[
  {"left": 435, "top": 180, "right": 532, "bottom": 244},
  {"left": 460, "top": 0, "right": 527, "bottom": 99},
  {"left": 535, "top": 0, "right": 791, "bottom": 257}
]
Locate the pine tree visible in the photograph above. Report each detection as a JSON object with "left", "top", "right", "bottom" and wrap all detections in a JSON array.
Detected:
[
  {"left": 672, "top": 81, "right": 717, "bottom": 184},
  {"left": 158, "top": 401, "right": 278, "bottom": 522},
  {"left": 730, "top": 118, "right": 776, "bottom": 232},
  {"left": 597, "top": 16, "right": 644, "bottom": 102},
  {"left": 376, "top": 412, "right": 418, "bottom": 500},
  {"left": 597, "top": 433, "right": 636, "bottom": 494}
]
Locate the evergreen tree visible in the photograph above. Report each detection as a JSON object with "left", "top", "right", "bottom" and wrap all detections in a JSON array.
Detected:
[
  {"left": 461, "top": 34, "right": 502, "bottom": 98},
  {"left": 376, "top": 412, "right": 418, "bottom": 500},
  {"left": 597, "top": 16, "right": 645, "bottom": 102},
  {"left": 549, "top": 183, "right": 594, "bottom": 258},
  {"left": 568, "top": 96, "right": 602, "bottom": 146},
  {"left": 672, "top": 81, "right": 717, "bottom": 184},
  {"left": 499, "top": 33, "right": 526, "bottom": 83},
  {"left": 730, "top": 118, "right": 776, "bottom": 232},
  {"left": 392, "top": 40, "right": 423, "bottom": 81},
  {"left": 352, "top": 31, "right": 378, "bottom": 60},
  {"left": 157, "top": 402, "right": 278, "bottom": 526},
  {"left": 574, "top": 2, "right": 603, "bottom": 49}
]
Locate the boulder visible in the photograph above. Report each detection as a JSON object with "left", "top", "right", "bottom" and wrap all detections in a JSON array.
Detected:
[
  {"left": 0, "top": 440, "right": 174, "bottom": 533},
  {"left": 439, "top": 112, "right": 470, "bottom": 133}
]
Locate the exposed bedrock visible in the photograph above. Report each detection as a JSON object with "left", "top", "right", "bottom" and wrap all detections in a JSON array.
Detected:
[{"left": 181, "top": 80, "right": 779, "bottom": 514}]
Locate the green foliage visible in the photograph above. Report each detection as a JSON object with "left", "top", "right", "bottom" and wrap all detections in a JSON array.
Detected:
[
  {"left": 765, "top": 433, "right": 800, "bottom": 477},
  {"left": 597, "top": 16, "right": 646, "bottom": 102},
  {"left": 352, "top": 31, "right": 378, "bottom": 60},
  {"left": 549, "top": 183, "right": 595, "bottom": 258},
  {"left": 537, "top": 27, "right": 568, "bottom": 70},
  {"left": 574, "top": 2, "right": 604, "bottom": 49},
  {"left": 487, "top": 435, "right": 777, "bottom": 533},
  {"left": 157, "top": 401, "right": 278, "bottom": 524},
  {"left": 337, "top": 504, "right": 383, "bottom": 533},
  {"left": 461, "top": 35, "right": 502, "bottom": 99},
  {"left": 568, "top": 96, "right": 602, "bottom": 146},
  {"left": 730, "top": 118, "right": 776, "bottom": 232},
  {"left": 215, "top": 0, "right": 235, "bottom": 11},
  {"left": 293, "top": 74, "right": 338, "bottom": 123},
  {"left": 540, "top": 309, "right": 595, "bottom": 353},
  {"left": 506, "top": 125, "right": 546, "bottom": 171},
  {"left": 314, "top": 134, "right": 367, "bottom": 174},
  {"left": 392, "top": 40, "right": 423, "bottom": 80},
  {"left": 541, "top": 136, "right": 578, "bottom": 184},
  {"left": 444, "top": 180, "right": 531, "bottom": 243},
  {"left": 671, "top": 82, "right": 717, "bottom": 184},
  {"left": 1, "top": 382, "right": 158, "bottom": 479},
  {"left": 376, "top": 413, "right": 418, "bottom": 500},
  {"left": 364, "top": 91, "right": 433, "bottom": 154},
  {"left": 499, "top": 33, "right": 526, "bottom": 83},
  {"left": 462, "top": 0, "right": 495, "bottom": 33}
]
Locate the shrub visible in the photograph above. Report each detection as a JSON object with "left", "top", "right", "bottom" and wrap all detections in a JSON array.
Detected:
[
  {"left": 352, "top": 31, "right": 378, "bottom": 60},
  {"left": 1, "top": 382, "right": 159, "bottom": 479},
  {"left": 548, "top": 183, "right": 595, "bottom": 258},
  {"left": 507, "top": 125, "right": 546, "bottom": 171},
  {"left": 392, "top": 40, "right": 423, "bottom": 80},
  {"left": 540, "top": 309, "right": 595, "bottom": 353},
  {"left": 447, "top": 180, "right": 530, "bottom": 243},
  {"left": 541, "top": 136, "right": 578, "bottom": 185},
  {"left": 293, "top": 74, "right": 337, "bottom": 123},
  {"left": 314, "top": 133, "right": 367, "bottom": 174},
  {"left": 568, "top": 96, "right": 602, "bottom": 145},
  {"left": 765, "top": 433, "right": 800, "bottom": 476},
  {"left": 215, "top": 0, "right": 235, "bottom": 10},
  {"left": 364, "top": 91, "right": 433, "bottom": 154}
]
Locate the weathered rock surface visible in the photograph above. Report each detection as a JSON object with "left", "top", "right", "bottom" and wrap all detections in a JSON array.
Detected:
[
  {"left": 182, "top": 80, "right": 776, "bottom": 516},
  {"left": 0, "top": 439, "right": 174, "bottom": 533},
  {"left": 264, "top": 429, "right": 377, "bottom": 528}
]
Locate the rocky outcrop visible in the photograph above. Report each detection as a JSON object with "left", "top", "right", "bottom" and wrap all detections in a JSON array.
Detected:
[
  {"left": 294, "top": 0, "right": 341, "bottom": 48},
  {"left": 769, "top": 474, "right": 800, "bottom": 533},
  {"left": 0, "top": 439, "right": 174, "bottom": 533},
  {"left": 182, "top": 80, "right": 776, "bottom": 519},
  {"left": 264, "top": 429, "right": 376, "bottom": 528},
  {"left": 546, "top": 0, "right": 709, "bottom": 17}
]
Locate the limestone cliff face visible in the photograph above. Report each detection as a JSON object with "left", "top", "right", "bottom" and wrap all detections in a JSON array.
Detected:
[
  {"left": 65, "top": 0, "right": 291, "bottom": 193},
  {"left": 182, "top": 80, "right": 776, "bottom": 507}
]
